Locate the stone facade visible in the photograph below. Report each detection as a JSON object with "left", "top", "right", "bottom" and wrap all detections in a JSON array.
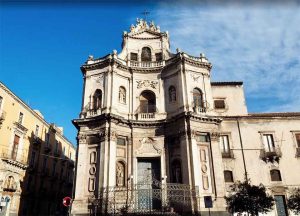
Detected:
[
  {"left": 72, "top": 19, "right": 300, "bottom": 216},
  {"left": 0, "top": 82, "right": 76, "bottom": 216}
]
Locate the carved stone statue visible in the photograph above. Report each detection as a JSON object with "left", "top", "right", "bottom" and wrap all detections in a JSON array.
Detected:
[{"left": 116, "top": 162, "right": 125, "bottom": 186}]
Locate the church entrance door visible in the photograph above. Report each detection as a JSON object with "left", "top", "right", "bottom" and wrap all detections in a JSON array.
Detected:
[{"left": 137, "top": 158, "right": 161, "bottom": 211}]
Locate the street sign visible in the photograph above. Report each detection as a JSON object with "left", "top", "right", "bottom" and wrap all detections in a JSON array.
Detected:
[
  {"left": 63, "top": 197, "right": 72, "bottom": 207},
  {"left": 204, "top": 196, "right": 213, "bottom": 208}
]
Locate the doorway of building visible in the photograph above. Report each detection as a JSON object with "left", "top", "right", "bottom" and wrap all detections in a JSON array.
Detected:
[
  {"left": 274, "top": 195, "right": 288, "bottom": 216},
  {"left": 137, "top": 158, "right": 161, "bottom": 211}
]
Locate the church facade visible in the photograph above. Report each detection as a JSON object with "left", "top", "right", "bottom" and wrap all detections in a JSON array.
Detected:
[{"left": 72, "top": 19, "right": 300, "bottom": 216}]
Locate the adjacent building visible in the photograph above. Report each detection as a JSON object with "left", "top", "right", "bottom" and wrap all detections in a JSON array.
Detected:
[
  {"left": 0, "top": 82, "right": 76, "bottom": 216},
  {"left": 71, "top": 19, "right": 300, "bottom": 216}
]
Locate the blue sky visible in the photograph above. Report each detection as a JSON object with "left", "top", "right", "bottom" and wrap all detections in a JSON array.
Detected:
[{"left": 1, "top": 1, "right": 300, "bottom": 145}]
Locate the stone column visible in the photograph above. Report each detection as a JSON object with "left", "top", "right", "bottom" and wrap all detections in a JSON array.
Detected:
[{"left": 71, "top": 134, "right": 89, "bottom": 215}]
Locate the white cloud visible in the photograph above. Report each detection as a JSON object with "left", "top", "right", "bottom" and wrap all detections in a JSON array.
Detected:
[{"left": 154, "top": 3, "right": 300, "bottom": 112}]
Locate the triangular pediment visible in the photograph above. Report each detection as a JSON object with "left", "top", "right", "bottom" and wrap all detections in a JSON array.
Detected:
[{"left": 129, "top": 30, "right": 162, "bottom": 38}]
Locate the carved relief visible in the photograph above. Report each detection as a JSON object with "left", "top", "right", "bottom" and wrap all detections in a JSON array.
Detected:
[
  {"left": 116, "top": 162, "right": 125, "bottom": 187},
  {"left": 129, "top": 18, "right": 160, "bottom": 33},
  {"left": 77, "top": 134, "right": 87, "bottom": 144},
  {"left": 95, "top": 74, "right": 104, "bottom": 84},
  {"left": 200, "top": 148, "right": 210, "bottom": 190},
  {"left": 190, "top": 73, "right": 202, "bottom": 82},
  {"left": 135, "top": 137, "right": 163, "bottom": 155},
  {"left": 210, "top": 132, "right": 220, "bottom": 141},
  {"left": 136, "top": 80, "right": 158, "bottom": 89},
  {"left": 3, "top": 176, "right": 17, "bottom": 191},
  {"left": 88, "top": 150, "right": 98, "bottom": 193}
]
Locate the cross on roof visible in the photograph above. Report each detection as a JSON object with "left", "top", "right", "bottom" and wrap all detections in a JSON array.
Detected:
[{"left": 142, "top": 10, "right": 150, "bottom": 21}]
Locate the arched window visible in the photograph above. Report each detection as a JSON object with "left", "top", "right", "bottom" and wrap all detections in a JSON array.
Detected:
[
  {"left": 141, "top": 47, "right": 151, "bottom": 61},
  {"left": 93, "top": 89, "right": 102, "bottom": 110},
  {"left": 224, "top": 170, "right": 234, "bottom": 182},
  {"left": 169, "top": 86, "right": 176, "bottom": 102},
  {"left": 193, "top": 88, "right": 204, "bottom": 112},
  {"left": 270, "top": 169, "right": 282, "bottom": 181},
  {"left": 116, "top": 161, "right": 125, "bottom": 187},
  {"left": 171, "top": 159, "right": 182, "bottom": 183},
  {"left": 139, "top": 90, "right": 156, "bottom": 113},
  {"left": 119, "top": 86, "right": 126, "bottom": 104}
]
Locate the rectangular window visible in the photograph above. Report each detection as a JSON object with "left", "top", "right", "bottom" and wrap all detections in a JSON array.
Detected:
[
  {"left": 295, "top": 133, "right": 300, "bottom": 147},
  {"left": 35, "top": 125, "right": 39, "bottom": 136},
  {"left": 263, "top": 134, "right": 275, "bottom": 152},
  {"left": 155, "top": 52, "right": 162, "bottom": 61},
  {"left": 12, "top": 134, "right": 20, "bottom": 160},
  {"left": 117, "top": 137, "right": 126, "bottom": 146},
  {"left": 196, "top": 133, "right": 210, "bottom": 142},
  {"left": 69, "top": 152, "right": 72, "bottom": 160},
  {"left": 63, "top": 147, "right": 65, "bottom": 157},
  {"left": 130, "top": 53, "right": 138, "bottom": 61},
  {"left": 214, "top": 99, "right": 225, "bottom": 109},
  {"left": 18, "top": 112, "right": 24, "bottom": 124},
  {"left": 220, "top": 135, "right": 230, "bottom": 153}
]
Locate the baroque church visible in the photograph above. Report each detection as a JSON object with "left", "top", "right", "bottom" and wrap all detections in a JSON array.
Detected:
[{"left": 71, "top": 19, "right": 300, "bottom": 216}]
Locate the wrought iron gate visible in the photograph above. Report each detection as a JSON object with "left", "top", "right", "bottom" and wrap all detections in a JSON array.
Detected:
[{"left": 88, "top": 183, "right": 199, "bottom": 215}]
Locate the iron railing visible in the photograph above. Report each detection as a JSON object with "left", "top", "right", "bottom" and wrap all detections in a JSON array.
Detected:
[{"left": 88, "top": 183, "right": 199, "bottom": 215}]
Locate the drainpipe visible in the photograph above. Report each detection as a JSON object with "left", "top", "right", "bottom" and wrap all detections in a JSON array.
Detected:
[{"left": 236, "top": 118, "right": 248, "bottom": 181}]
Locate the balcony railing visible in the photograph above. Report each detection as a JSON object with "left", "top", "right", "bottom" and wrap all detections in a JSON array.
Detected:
[
  {"left": 260, "top": 147, "right": 282, "bottom": 163},
  {"left": 193, "top": 106, "right": 206, "bottom": 114},
  {"left": 221, "top": 150, "right": 234, "bottom": 159},
  {"left": 0, "top": 147, "right": 28, "bottom": 166},
  {"left": 129, "top": 60, "right": 164, "bottom": 68},
  {"left": 80, "top": 102, "right": 102, "bottom": 118}
]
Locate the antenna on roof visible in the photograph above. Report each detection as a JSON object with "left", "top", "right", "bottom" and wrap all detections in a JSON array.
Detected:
[{"left": 142, "top": 10, "right": 150, "bottom": 22}]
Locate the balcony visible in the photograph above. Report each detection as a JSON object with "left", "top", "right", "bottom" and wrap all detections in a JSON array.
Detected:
[
  {"left": 80, "top": 102, "right": 102, "bottom": 118},
  {"left": 193, "top": 106, "right": 206, "bottom": 114},
  {"left": 0, "top": 148, "right": 28, "bottom": 167},
  {"left": 221, "top": 150, "right": 234, "bottom": 159},
  {"left": 129, "top": 60, "right": 164, "bottom": 68},
  {"left": 13, "top": 121, "right": 28, "bottom": 133},
  {"left": 295, "top": 147, "right": 300, "bottom": 157},
  {"left": 260, "top": 147, "right": 282, "bottom": 163}
]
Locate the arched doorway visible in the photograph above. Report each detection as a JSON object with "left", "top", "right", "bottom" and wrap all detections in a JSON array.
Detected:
[{"left": 139, "top": 90, "right": 156, "bottom": 113}]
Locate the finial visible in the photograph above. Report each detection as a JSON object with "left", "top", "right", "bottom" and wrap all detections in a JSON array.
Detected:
[
  {"left": 176, "top": 48, "right": 181, "bottom": 53},
  {"left": 200, "top": 53, "right": 205, "bottom": 58},
  {"left": 113, "top": 50, "right": 117, "bottom": 55},
  {"left": 88, "top": 55, "right": 94, "bottom": 60}
]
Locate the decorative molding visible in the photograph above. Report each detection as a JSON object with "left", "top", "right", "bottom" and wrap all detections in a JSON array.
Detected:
[
  {"left": 77, "top": 134, "right": 87, "bottom": 144},
  {"left": 190, "top": 73, "right": 202, "bottom": 82},
  {"left": 135, "top": 137, "right": 163, "bottom": 155},
  {"left": 210, "top": 132, "right": 220, "bottom": 141},
  {"left": 136, "top": 80, "right": 159, "bottom": 89}
]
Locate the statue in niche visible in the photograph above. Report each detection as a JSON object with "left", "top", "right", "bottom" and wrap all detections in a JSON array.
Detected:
[
  {"left": 171, "top": 160, "right": 182, "bottom": 183},
  {"left": 169, "top": 86, "right": 176, "bottom": 102},
  {"left": 116, "top": 162, "right": 125, "bottom": 186},
  {"left": 4, "top": 176, "right": 17, "bottom": 190}
]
